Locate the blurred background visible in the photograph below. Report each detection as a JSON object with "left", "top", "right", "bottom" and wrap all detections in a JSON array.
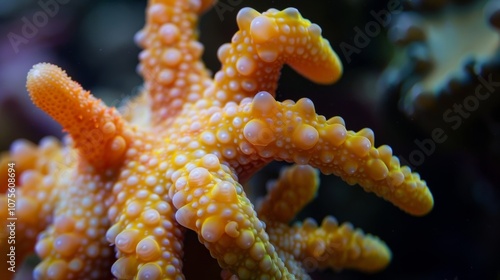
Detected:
[{"left": 1, "top": 0, "right": 499, "bottom": 279}]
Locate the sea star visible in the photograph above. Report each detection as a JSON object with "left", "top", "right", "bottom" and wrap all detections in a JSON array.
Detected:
[{"left": 0, "top": 0, "right": 434, "bottom": 279}]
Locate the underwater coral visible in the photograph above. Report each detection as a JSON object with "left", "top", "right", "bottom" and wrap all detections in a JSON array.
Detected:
[{"left": 0, "top": 0, "right": 499, "bottom": 279}]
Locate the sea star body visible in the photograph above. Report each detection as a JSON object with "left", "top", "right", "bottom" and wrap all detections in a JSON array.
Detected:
[{"left": 0, "top": 0, "right": 433, "bottom": 279}]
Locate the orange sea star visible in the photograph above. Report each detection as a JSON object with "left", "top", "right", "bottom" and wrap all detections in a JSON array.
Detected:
[{"left": 0, "top": 0, "right": 433, "bottom": 279}]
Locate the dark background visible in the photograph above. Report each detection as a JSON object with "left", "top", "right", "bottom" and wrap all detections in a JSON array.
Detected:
[{"left": 0, "top": 0, "right": 499, "bottom": 279}]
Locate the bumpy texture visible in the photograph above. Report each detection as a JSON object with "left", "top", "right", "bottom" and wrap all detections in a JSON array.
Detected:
[{"left": 0, "top": 0, "right": 433, "bottom": 279}]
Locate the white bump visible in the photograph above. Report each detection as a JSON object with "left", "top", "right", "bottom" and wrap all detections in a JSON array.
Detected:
[
  {"left": 127, "top": 176, "right": 139, "bottom": 186},
  {"left": 145, "top": 176, "right": 157, "bottom": 186},
  {"left": 159, "top": 23, "right": 180, "bottom": 44},
  {"left": 236, "top": 56, "right": 256, "bottom": 76}
]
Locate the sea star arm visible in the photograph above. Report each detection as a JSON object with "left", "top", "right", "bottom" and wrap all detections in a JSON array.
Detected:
[
  {"left": 169, "top": 153, "right": 293, "bottom": 279},
  {"left": 257, "top": 165, "right": 391, "bottom": 273},
  {"left": 227, "top": 91, "right": 433, "bottom": 216},
  {"left": 206, "top": 7, "right": 343, "bottom": 104},
  {"left": 135, "top": 0, "right": 216, "bottom": 123}
]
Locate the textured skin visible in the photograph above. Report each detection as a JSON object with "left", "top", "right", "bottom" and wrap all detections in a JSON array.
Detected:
[
  {"left": 258, "top": 165, "right": 391, "bottom": 274},
  {"left": 0, "top": 0, "right": 433, "bottom": 279}
]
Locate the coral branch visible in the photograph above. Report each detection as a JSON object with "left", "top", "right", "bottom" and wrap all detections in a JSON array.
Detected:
[
  {"left": 258, "top": 164, "right": 319, "bottom": 223},
  {"left": 207, "top": 7, "right": 343, "bottom": 105},
  {"left": 267, "top": 218, "right": 392, "bottom": 273},
  {"left": 105, "top": 135, "right": 186, "bottom": 279},
  {"left": 136, "top": 0, "right": 215, "bottom": 123},
  {"left": 238, "top": 91, "right": 434, "bottom": 216},
  {"left": 170, "top": 154, "right": 291, "bottom": 279},
  {"left": 258, "top": 164, "right": 390, "bottom": 273},
  {"left": 33, "top": 169, "right": 115, "bottom": 279},
  {"left": 27, "top": 63, "right": 130, "bottom": 170}
]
